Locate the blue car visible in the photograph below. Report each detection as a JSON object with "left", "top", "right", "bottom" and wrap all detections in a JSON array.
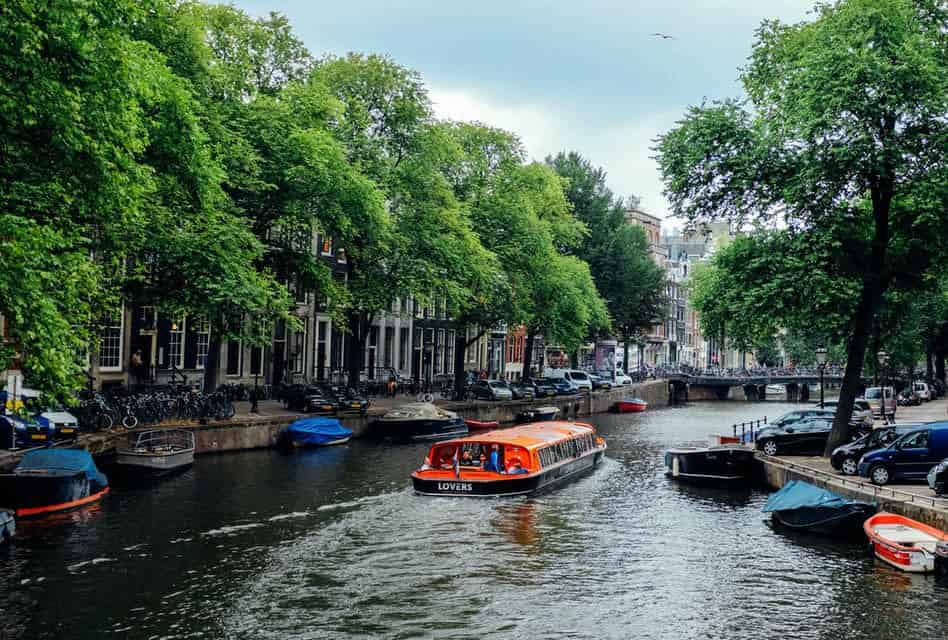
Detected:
[{"left": 858, "top": 421, "right": 948, "bottom": 486}]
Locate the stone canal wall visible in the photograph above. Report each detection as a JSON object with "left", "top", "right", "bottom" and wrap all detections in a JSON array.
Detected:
[
  {"left": 0, "top": 380, "right": 669, "bottom": 470},
  {"left": 759, "top": 455, "right": 948, "bottom": 532}
]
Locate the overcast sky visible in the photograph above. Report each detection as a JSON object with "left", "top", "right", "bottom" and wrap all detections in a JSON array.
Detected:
[{"left": 232, "top": 0, "right": 815, "bottom": 222}]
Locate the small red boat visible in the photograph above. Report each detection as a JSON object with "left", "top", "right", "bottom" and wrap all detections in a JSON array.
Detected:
[
  {"left": 464, "top": 418, "right": 500, "bottom": 431},
  {"left": 864, "top": 512, "right": 948, "bottom": 573},
  {"left": 613, "top": 398, "right": 647, "bottom": 413}
]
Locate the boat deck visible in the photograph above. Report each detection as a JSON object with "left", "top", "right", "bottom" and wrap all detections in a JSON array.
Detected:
[{"left": 873, "top": 524, "right": 940, "bottom": 545}]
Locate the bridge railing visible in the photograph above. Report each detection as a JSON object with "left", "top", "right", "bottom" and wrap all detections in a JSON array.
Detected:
[{"left": 657, "top": 365, "right": 847, "bottom": 380}]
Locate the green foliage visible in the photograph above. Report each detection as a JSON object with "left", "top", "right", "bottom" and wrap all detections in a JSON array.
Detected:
[{"left": 547, "top": 151, "right": 666, "bottom": 342}]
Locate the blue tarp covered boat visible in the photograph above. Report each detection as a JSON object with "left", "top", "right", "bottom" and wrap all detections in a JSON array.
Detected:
[
  {"left": 0, "top": 449, "right": 109, "bottom": 518},
  {"left": 283, "top": 418, "right": 352, "bottom": 447},
  {"left": 763, "top": 480, "right": 875, "bottom": 537}
]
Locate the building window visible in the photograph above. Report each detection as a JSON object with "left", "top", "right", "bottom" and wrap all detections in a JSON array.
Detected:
[
  {"left": 226, "top": 339, "right": 242, "bottom": 376},
  {"left": 436, "top": 329, "right": 445, "bottom": 375},
  {"left": 196, "top": 316, "right": 210, "bottom": 369},
  {"left": 139, "top": 306, "right": 156, "bottom": 332},
  {"left": 99, "top": 308, "right": 124, "bottom": 371},
  {"left": 169, "top": 317, "right": 185, "bottom": 369},
  {"left": 399, "top": 327, "right": 410, "bottom": 370},
  {"left": 291, "top": 329, "right": 306, "bottom": 374},
  {"left": 384, "top": 326, "right": 395, "bottom": 368},
  {"left": 315, "top": 320, "right": 329, "bottom": 379},
  {"left": 445, "top": 330, "right": 455, "bottom": 374},
  {"left": 250, "top": 346, "right": 263, "bottom": 376}
]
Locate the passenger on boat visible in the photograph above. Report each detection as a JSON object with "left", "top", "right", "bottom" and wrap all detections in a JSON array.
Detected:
[
  {"left": 483, "top": 444, "right": 502, "bottom": 472},
  {"left": 439, "top": 448, "right": 456, "bottom": 470},
  {"left": 506, "top": 457, "right": 528, "bottom": 474},
  {"left": 461, "top": 450, "right": 476, "bottom": 466}
]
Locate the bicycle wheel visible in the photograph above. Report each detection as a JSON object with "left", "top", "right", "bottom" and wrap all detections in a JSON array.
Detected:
[{"left": 122, "top": 413, "right": 139, "bottom": 429}]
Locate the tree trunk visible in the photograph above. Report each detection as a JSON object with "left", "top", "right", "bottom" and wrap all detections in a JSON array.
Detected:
[
  {"left": 453, "top": 327, "right": 468, "bottom": 398},
  {"left": 202, "top": 318, "right": 223, "bottom": 393},
  {"left": 937, "top": 350, "right": 946, "bottom": 383},
  {"left": 825, "top": 183, "right": 891, "bottom": 455},
  {"left": 523, "top": 328, "right": 536, "bottom": 380},
  {"left": 926, "top": 349, "right": 935, "bottom": 385}
]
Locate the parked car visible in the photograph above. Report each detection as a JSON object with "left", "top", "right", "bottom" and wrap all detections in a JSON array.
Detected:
[
  {"left": 545, "top": 369, "right": 593, "bottom": 393},
  {"left": 319, "top": 384, "right": 369, "bottom": 415},
  {"left": 0, "top": 414, "right": 56, "bottom": 447},
  {"left": 0, "top": 388, "right": 80, "bottom": 440},
  {"left": 471, "top": 379, "right": 514, "bottom": 401},
  {"left": 509, "top": 382, "right": 535, "bottom": 401},
  {"left": 913, "top": 381, "right": 932, "bottom": 402},
  {"left": 588, "top": 373, "right": 613, "bottom": 391},
  {"left": 859, "top": 422, "right": 948, "bottom": 485},
  {"left": 831, "top": 423, "right": 924, "bottom": 475},
  {"left": 818, "top": 399, "right": 873, "bottom": 428},
  {"left": 551, "top": 379, "right": 576, "bottom": 395},
  {"left": 756, "top": 417, "right": 836, "bottom": 457},
  {"left": 614, "top": 369, "right": 633, "bottom": 385},
  {"left": 282, "top": 384, "right": 337, "bottom": 413},
  {"left": 769, "top": 409, "right": 837, "bottom": 430},
  {"left": 523, "top": 378, "right": 557, "bottom": 398},
  {"left": 927, "top": 458, "right": 948, "bottom": 495},
  {"left": 930, "top": 379, "right": 946, "bottom": 398},
  {"left": 898, "top": 388, "right": 921, "bottom": 406},
  {"left": 864, "top": 386, "right": 897, "bottom": 419}
]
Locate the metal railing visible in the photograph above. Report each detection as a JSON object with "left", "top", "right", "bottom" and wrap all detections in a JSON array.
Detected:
[{"left": 759, "top": 454, "right": 948, "bottom": 511}]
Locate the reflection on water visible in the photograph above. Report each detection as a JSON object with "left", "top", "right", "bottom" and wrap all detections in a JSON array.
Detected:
[{"left": 1, "top": 401, "right": 946, "bottom": 639}]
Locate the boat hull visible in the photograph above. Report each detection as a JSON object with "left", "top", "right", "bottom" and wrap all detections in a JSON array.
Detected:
[
  {"left": 664, "top": 447, "right": 757, "bottom": 487},
  {"left": 115, "top": 449, "right": 195, "bottom": 478},
  {"left": 412, "top": 450, "right": 604, "bottom": 497},
  {"left": 864, "top": 513, "right": 948, "bottom": 573},
  {"left": 614, "top": 401, "right": 647, "bottom": 413},
  {"left": 772, "top": 504, "right": 875, "bottom": 537},
  {"left": 515, "top": 408, "right": 559, "bottom": 423},
  {"left": 372, "top": 417, "right": 468, "bottom": 442},
  {"left": 464, "top": 419, "right": 500, "bottom": 431},
  {"left": 0, "top": 472, "right": 108, "bottom": 518}
]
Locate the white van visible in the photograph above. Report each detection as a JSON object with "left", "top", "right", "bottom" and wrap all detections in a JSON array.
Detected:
[
  {"left": 544, "top": 368, "right": 593, "bottom": 392},
  {"left": 914, "top": 381, "right": 932, "bottom": 402}
]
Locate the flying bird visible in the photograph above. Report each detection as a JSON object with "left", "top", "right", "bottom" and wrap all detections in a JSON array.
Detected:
[{"left": 651, "top": 33, "right": 675, "bottom": 40}]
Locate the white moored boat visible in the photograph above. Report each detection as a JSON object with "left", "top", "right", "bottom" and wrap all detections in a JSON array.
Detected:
[{"left": 116, "top": 429, "right": 195, "bottom": 479}]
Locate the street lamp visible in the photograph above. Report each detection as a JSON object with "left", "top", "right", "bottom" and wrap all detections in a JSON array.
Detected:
[
  {"left": 815, "top": 346, "right": 827, "bottom": 409},
  {"left": 877, "top": 350, "right": 889, "bottom": 424}
]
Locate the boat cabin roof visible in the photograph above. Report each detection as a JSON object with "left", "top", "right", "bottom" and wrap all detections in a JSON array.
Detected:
[{"left": 435, "top": 421, "right": 596, "bottom": 451}]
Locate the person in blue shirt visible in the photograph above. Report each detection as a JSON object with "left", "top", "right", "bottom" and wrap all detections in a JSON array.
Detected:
[{"left": 483, "top": 444, "right": 502, "bottom": 472}]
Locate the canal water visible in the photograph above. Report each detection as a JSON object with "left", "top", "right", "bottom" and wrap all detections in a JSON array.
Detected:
[{"left": 1, "top": 401, "right": 946, "bottom": 639}]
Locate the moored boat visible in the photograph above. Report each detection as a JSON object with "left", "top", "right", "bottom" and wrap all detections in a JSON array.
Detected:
[
  {"left": 763, "top": 480, "right": 875, "bottom": 537},
  {"left": 372, "top": 403, "right": 468, "bottom": 442},
  {"left": 664, "top": 444, "right": 757, "bottom": 486},
  {"left": 515, "top": 406, "right": 559, "bottom": 423},
  {"left": 464, "top": 418, "right": 500, "bottom": 431},
  {"left": 411, "top": 421, "right": 606, "bottom": 497},
  {"left": 0, "top": 449, "right": 108, "bottom": 518},
  {"left": 280, "top": 417, "right": 352, "bottom": 448},
  {"left": 115, "top": 429, "right": 195, "bottom": 479},
  {"left": 864, "top": 512, "right": 948, "bottom": 573},
  {"left": 613, "top": 398, "right": 647, "bottom": 413}
]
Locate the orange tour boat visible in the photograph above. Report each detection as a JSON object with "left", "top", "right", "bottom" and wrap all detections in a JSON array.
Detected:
[{"left": 411, "top": 421, "right": 606, "bottom": 497}]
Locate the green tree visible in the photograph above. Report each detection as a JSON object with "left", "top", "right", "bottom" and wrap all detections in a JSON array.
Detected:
[
  {"left": 656, "top": 0, "right": 948, "bottom": 453},
  {"left": 546, "top": 151, "right": 666, "bottom": 373}
]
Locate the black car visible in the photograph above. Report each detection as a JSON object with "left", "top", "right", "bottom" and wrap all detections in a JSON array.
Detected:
[
  {"left": 282, "top": 384, "right": 337, "bottom": 413},
  {"left": 319, "top": 384, "right": 369, "bottom": 415},
  {"left": 509, "top": 382, "right": 535, "bottom": 401},
  {"left": 928, "top": 458, "right": 948, "bottom": 495},
  {"left": 830, "top": 423, "right": 924, "bottom": 475},
  {"left": 769, "top": 409, "right": 836, "bottom": 429},
  {"left": 756, "top": 417, "right": 836, "bottom": 457},
  {"left": 523, "top": 378, "right": 557, "bottom": 398}
]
